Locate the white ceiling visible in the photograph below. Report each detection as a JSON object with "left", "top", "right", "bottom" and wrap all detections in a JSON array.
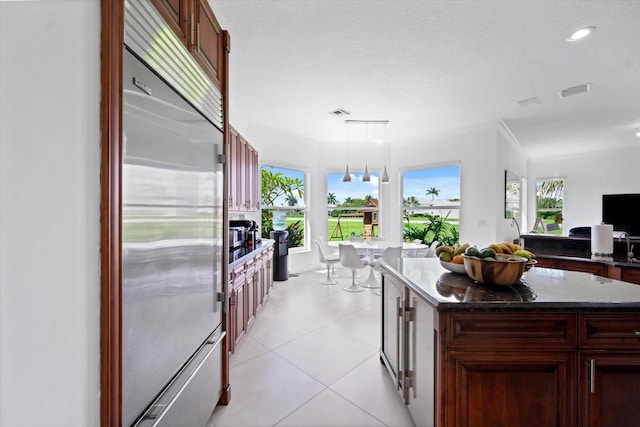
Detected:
[{"left": 209, "top": 0, "right": 640, "bottom": 159}]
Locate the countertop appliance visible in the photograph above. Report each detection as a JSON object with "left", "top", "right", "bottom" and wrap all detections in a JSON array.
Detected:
[
  {"left": 121, "top": 46, "right": 225, "bottom": 426},
  {"left": 230, "top": 219, "right": 260, "bottom": 248},
  {"left": 229, "top": 226, "right": 245, "bottom": 249}
]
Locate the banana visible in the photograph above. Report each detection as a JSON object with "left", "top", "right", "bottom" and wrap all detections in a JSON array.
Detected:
[
  {"left": 500, "top": 243, "right": 513, "bottom": 254},
  {"left": 514, "top": 249, "right": 535, "bottom": 260},
  {"left": 503, "top": 242, "right": 516, "bottom": 253},
  {"left": 489, "top": 243, "right": 504, "bottom": 254},
  {"left": 454, "top": 243, "right": 470, "bottom": 256}
]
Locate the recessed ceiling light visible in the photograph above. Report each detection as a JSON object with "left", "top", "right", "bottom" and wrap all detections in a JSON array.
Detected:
[
  {"left": 567, "top": 26, "right": 596, "bottom": 42},
  {"left": 635, "top": 128, "right": 640, "bottom": 137},
  {"left": 329, "top": 108, "right": 350, "bottom": 116}
]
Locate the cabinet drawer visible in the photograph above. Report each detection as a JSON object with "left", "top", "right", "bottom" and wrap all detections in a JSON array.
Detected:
[
  {"left": 446, "top": 312, "right": 577, "bottom": 349},
  {"left": 580, "top": 313, "right": 640, "bottom": 349}
]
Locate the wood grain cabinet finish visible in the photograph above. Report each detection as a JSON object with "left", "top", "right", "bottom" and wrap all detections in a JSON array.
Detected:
[
  {"left": 227, "top": 246, "right": 274, "bottom": 354},
  {"left": 150, "top": 0, "right": 223, "bottom": 89},
  {"left": 579, "top": 352, "right": 640, "bottom": 427},
  {"left": 191, "top": 0, "right": 223, "bottom": 88},
  {"left": 228, "top": 126, "right": 259, "bottom": 212},
  {"left": 150, "top": 0, "right": 190, "bottom": 45},
  {"left": 621, "top": 267, "right": 640, "bottom": 285},
  {"left": 442, "top": 313, "right": 578, "bottom": 427},
  {"left": 445, "top": 350, "right": 577, "bottom": 427}
]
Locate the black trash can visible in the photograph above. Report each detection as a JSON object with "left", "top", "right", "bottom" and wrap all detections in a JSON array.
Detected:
[{"left": 270, "top": 230, "right": 289, "bottom": 281}]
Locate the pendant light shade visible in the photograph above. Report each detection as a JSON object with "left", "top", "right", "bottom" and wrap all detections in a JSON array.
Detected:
[
  {"left": 362, "top": 122, "right": 370, "bottom": 182},
  {"left": 342, "top": 164, "right": 352, "bottom": 182},
  {"left": 342, "top": 122, "right": 351, "bottom": 182},
  {"left": 362, "top": 164, "right": 371, "bottom": 182},
  {"left": 381, "top": 165, "right": 389, "bottom": 184}
]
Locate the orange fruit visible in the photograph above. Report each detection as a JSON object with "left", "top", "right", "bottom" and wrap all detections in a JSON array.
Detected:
[{"left": 452, "top": 255, "right": 464, "bottom": 264}]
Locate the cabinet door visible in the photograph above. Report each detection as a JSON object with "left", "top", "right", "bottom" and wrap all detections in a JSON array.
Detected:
[
  {"left": 580, "top": 353, "right": 640, "bottom": 427},
  {"left": 150, "top": 0, "right": 191, "bottom": 46},
  {"left": 228, "top": 127, "right": 241, "bottom": 211},
  {"left": 191, "top": 0, "right": 222, "bottom": 88},
  {"left": 406, "top": 293, "right": 436, "bottom": 425},
  {"left": 558, "top": 259, "right": 608, "bottom": 276},
  {"left": 249, "top": 147, "right": 260, "bottom": 210},
  {"left": 621, "top": 267, "right": 640, "bottom": 285},
  {"left": 444, "top": 350, "right": 577, "bottom": 427}
]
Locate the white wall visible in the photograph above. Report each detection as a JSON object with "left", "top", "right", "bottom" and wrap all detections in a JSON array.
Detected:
[
  {"left": 0, "top": 2, "right": 101, "bottom": 426},
  {"left": 527, "top": 146, "right": 640, "bottom": 234},
  {"left": 243, "top": 120, "right": 525, "bottom": 273}
]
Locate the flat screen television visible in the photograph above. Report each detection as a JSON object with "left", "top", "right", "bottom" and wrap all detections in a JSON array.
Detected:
[{"left": 602, "top": 193, "right": 640, "bottom": 237}]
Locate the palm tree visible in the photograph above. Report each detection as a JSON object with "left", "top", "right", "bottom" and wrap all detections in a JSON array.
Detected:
[
  {"left": 426, "top": 187, "right": 440, "bottom": 201},
  {"left": 364, "top": 194, "right": 373, "bottom": 204},
  {"left": 327, "top": 192, "right": 338, "bottom": 206},
  {"left": 344, "top": 196, "right": 353, "bottom": 205},
  {"left": 285, "top": 194, "right": 298, "bottom": 206},
  {"left": 405, "top": 196, "right": 420, "bottom": 207}
]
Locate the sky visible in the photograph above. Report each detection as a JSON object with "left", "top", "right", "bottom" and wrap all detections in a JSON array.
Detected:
[
  {"left": 264, "top": 165, "right": 460, "bottom": 207},
  {"left": 402, "top": 165, "right": 460, "bottom": 201}
]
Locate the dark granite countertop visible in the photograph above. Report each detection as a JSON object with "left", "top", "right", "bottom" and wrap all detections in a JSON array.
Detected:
[
  {"left": 521, "top": 233, "right": 640, "bottom": 269},
  {"left": 379, "top": 257, "right": 640, "bottom": 312},
  {"left": 229, "top": 239, "right": 274, "bottom": 268}
]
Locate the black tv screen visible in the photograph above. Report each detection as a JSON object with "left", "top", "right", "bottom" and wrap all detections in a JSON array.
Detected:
[{"left": 602, "top": 194, "right": 640, "bottom": 237}]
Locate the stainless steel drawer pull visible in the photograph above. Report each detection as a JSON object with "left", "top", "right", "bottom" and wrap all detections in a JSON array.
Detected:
[{"left": 633, "top": 329, "right": 640, "bottom": 336}]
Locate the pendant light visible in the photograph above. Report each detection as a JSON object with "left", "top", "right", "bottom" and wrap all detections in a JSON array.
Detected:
[
  {"left": 381, "top": 123, "right": 390, "bottom": 184},
  {"left": 362, "top": 122, "right": 371, "bottom": 182},
  {"left": 342, "top": 122, "right": 351, "bottom": 182}
]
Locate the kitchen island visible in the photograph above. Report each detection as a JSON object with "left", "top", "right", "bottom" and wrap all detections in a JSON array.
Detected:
[{"left": 379, "top": 257, "right": 640, "bottom": 427}]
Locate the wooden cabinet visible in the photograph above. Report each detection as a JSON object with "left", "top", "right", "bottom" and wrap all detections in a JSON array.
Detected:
[
  {"left": 227, "top": 245, "right": 274, "bottom": 353},
  {"left": 558, "top": 259, "right": 608, "bottom": 277},
  {"left": 621, "top": 267, "right": 640, "bottom": 285},
  {"left": 191, "top": 0, "right": 223, "bottom": 88},
  {"left": 229, "top": 263, "right": 246, "bottom": 352},
  {"left": 579, "top": 313, "right": 640, "bottom": 426},
  {"left": 579, "top": 353, "right": 640, "bottom": 427},
  {"left": 381, "top": 270, "right": 640, "bottom": 426},
  {"left": 150, "top": 0, "right": 190, "bottom": 45},
  {"left": 228, "top": 126, "right": 259, "bottom": 212},
  {"left": 150, "top": 0, "right": 224, "bottom": 89},
  {"left": 442, "top": 313, "right": 578, "bottom": 427}
]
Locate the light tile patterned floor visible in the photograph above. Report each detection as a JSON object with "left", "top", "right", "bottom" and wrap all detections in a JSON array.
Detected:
[{"left": 208, "top": 267, "right": 414, "bottom": 427}]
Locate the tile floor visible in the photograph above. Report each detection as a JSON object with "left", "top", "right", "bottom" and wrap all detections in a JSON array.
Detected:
[{"left": 208, "top": 266, "right": 415, "bottom": 427}]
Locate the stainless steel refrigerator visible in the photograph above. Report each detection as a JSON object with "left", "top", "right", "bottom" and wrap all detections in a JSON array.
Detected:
[{"left": 121, "top": 47, "right": 225, "bottom": 426}]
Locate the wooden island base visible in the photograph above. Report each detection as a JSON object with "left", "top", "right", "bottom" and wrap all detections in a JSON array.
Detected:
[{"left": 380, "top": 257, "right": 640, "bottom": 427}]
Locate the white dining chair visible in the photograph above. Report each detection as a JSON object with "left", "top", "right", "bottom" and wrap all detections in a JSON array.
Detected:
[
  {"left": 317, "top": 236, "right": 340, "bottom": 277},
  {"left": 424, "top": 240, "right": 440, "bottom": 257},
  {"left": 314, "top": 240, "right": 339, "bottom": 285},
  {"left": 339, "top": 244, "right": 370, "bottom": 292}
]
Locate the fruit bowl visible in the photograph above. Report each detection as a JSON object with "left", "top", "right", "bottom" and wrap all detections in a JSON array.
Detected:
[
  {"left": 462, "top": 254, "right": 528, "bottom": 286},
  {"left": 440, "top": 259, "right": 467, "bottom": 274}
]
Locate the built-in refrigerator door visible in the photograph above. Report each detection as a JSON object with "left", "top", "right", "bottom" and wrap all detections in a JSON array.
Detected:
[{"left": 121, "top": 48, "right": 224, "bottom": 426}]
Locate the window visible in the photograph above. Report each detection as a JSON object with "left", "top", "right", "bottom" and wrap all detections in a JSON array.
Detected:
[
  {"left": 402, "top": 165, "right": 460, "bottom": 246},
  {"left": 261, "top": 166, "right": 306, "bottom": 248},
  {"left": 535, "top": 178, "right": 564, "bottom": 234},
  {"left": 327, "top": 172, "right": 379, "bottom": 240}
]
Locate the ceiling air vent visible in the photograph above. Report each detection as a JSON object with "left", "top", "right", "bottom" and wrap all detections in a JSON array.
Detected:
[
  {"left": 517, "top": 96, "right": 541, "bottom": 109},
  {"left": 329, "top": 108, "right": 350, "bottom": 116},
  {"left": 559, "top": 83, "right": 591, "bottom": 98}
]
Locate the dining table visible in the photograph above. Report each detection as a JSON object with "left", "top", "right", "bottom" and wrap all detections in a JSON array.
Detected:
[{"left": 328, "top": 239, "right": 429, "bottom": 258}]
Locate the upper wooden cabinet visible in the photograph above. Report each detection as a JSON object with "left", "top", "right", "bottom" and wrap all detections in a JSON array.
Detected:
[
  {"left": 191, "top": 0, "right": 223, "bottom": 88},
  {"left": 228, "top": 126, "right": 260, "bottom": 212},
  {"left": 150, "top": 0, "right": 224, "bottom": 89}
]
